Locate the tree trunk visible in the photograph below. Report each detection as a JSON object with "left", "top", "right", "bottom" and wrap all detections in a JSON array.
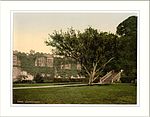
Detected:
[
  {"left": 88, "top": 76, "right": 92, "bottom": 85},
  {"left": 83, "top": 57, "right": 115, "bottom": 86},
  {"left": 88, "top": 73, "right": 95, "bottom": 86},
  {"left": 82, "top": 64, "right": 97, "bottom": 86}
]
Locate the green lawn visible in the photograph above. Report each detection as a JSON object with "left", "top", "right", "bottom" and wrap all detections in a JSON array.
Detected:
[{"left": 13, "top": 83, "right": 137, "bottom": 104}]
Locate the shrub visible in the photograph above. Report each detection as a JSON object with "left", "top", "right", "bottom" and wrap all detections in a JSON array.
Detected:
[
  {"left": 33, "top": 73, "right": 44, "bottom": 83},
  {"left": 120, "top": 76, "right": 137, "bottom": 83},
  {"left": 21, "top": 80, "right": 34, "bottom": 84}
]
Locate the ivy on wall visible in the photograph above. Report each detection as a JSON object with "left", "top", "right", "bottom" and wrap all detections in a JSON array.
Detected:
[{"left": 15, "top": 51, "right": 80, "bottom": 78}]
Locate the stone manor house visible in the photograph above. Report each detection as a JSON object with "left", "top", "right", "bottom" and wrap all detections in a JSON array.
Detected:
[{"left": 13, "top": 50, "right": 82, "bottom": 82}]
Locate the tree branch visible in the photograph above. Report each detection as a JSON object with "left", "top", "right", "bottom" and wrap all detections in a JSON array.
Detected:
[
  {"left": 82, "top": 64, "right": 91, "bottom": 77},
  {"left": 96, "top": 57, "right": 114, "bottom": 73},
  {"left": 93, "top": 74, "right": 100, "bottom": 82}
]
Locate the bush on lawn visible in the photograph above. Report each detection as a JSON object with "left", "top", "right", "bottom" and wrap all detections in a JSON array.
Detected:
[
  {"left": 14, "top": 79, "right": 35, "bottom": 84},
  {"left": 42, "top": 76, "right": 54, "bottom": 83},
  {"left": 21, "top": 80, "right": 35, "bottom": 84},
  {"left": 33, "top": 73, "right": 44, "bottom": 83},
  {"left": 120, "top": 76, "right": 137, "bottom": 83}
]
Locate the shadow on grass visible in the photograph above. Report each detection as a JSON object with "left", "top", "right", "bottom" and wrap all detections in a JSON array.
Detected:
[
  {"left": 93, "top": 83, "right": 112, "bottom": 86},
  {"left": 66, "top": 83, "right": 115, "bottom": 87}
]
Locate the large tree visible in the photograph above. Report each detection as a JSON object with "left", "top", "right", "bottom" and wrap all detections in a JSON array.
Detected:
[
  {"left": 46, "top": 27, "right": 118, "bottom": 85},
  {"left": 116, "top": 16, "right": 137, "bottom": 78}
]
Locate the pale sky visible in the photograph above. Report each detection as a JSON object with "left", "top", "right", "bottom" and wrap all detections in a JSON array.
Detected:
[{"left": 13, "top": 13, "right": 137, "bottom": 53}]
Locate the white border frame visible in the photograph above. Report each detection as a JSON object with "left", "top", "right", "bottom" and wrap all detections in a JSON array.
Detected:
[{"left": 0, "top": 1, "right": 149, "bottom": 117}]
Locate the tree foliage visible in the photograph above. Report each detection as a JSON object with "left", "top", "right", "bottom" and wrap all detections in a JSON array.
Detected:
[
  {"left": 116, "top": 16, "right": 137, "bottom": 78},
  {"left": 46, "top": 27, "right": 118, "bottom": 85},
  {"left": 116, "top": 16, "right": 137, "bottom": 36}
]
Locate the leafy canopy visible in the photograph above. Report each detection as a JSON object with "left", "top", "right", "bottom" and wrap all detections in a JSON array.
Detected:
[
  {"left": 46, "top": 27, "right": 118, "bottom": 84},
  {"left": 116, "top": 16, "right": 137, "bottom": 77}
]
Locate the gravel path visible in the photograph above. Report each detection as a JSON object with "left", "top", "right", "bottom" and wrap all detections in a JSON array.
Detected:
[{"left": 13, "top": 84, "right": 87, "bottom": 89}]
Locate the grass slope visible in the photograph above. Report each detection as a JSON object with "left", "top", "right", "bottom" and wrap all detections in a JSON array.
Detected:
[{"left": 13, "top": 83, "right": 136, "bottom": 104}]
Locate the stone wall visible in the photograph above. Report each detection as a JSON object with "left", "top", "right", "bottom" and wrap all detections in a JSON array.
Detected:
[{"left": 13, "top": 66, "right": 21, "bottom": 81}]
